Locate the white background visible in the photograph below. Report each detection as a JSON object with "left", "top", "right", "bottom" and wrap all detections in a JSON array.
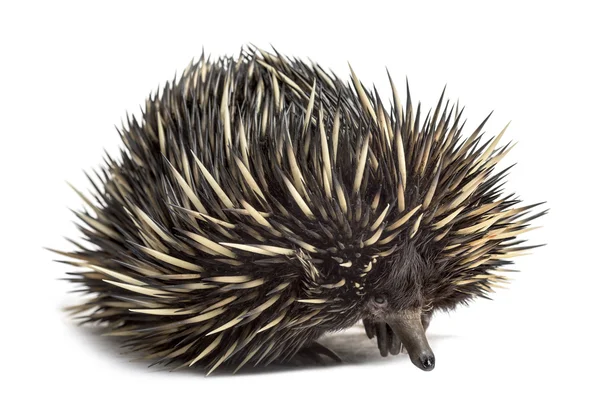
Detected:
[{"left": 1, "top": 1, "right": 598, "bottom": 393}]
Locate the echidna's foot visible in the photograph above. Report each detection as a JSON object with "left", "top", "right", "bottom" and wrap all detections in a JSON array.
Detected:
[
  {"left": 364, "top": 319, "right": 404, "bottom": 357},
  {"left": 295, "top": 341, "right": 342, "bottom": 365}
]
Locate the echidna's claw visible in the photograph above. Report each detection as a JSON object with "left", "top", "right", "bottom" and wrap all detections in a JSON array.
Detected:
[
  {"left": 363, "top": 319, "right": 375, "bottom": 339},
  {"left": 375, "top": 322, "right": 389, "bottom": 357},
  {"left": 366, "top": 319, "right": 405, "bottom": 356}
]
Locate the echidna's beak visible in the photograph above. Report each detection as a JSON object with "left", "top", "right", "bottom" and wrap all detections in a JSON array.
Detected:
[{"left": 387, "top": 310, "right": 435, "bottom": 371}]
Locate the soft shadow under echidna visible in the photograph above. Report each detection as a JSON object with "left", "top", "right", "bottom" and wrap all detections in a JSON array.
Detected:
[{"left": 67, "top": 318, "right": 454, "bottom": 376}]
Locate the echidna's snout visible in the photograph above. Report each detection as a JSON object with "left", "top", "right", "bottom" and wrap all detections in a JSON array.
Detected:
[
  {"left": 413, "top": 350, "right": 435, "bottom": 372},
  {"left": 387, "top": 310, "right": 435, "bottom": 371}
]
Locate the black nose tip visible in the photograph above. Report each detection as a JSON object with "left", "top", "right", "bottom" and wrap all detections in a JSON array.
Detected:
[{"left": 420, "top": 355, "right": 435, "bottom": 371}]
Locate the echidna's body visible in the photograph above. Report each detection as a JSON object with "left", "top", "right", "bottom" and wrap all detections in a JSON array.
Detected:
[{"left": 57, "top": 47, "right": 544, "bottom": 374}]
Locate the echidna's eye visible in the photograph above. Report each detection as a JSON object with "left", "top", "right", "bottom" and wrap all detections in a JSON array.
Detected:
[{"left": 374, "top": 295, "right": 387, "bottom": 305}]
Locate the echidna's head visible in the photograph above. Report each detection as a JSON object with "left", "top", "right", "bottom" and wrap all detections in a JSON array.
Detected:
[{"left": 360, "top": 241, "right": 436, "bottom": 371}]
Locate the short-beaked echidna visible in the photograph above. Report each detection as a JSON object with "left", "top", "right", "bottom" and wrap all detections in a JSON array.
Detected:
[{"left": 55, "top": 47, "right": 545, "bottom": 374}]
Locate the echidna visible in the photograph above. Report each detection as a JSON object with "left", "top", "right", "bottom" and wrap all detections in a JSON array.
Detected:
[{"left": 54, "top": 47, "right": 545, "bottom": 374}]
